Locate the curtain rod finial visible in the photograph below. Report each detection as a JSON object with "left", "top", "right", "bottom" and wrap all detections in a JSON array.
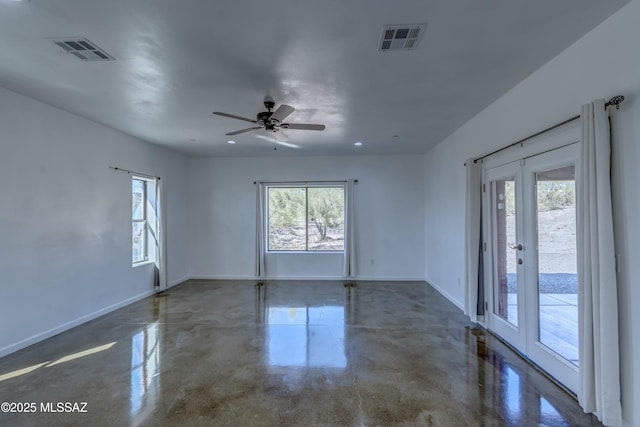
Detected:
[{"left": 606, "top": 95, "right": 624, "bottom": 110}]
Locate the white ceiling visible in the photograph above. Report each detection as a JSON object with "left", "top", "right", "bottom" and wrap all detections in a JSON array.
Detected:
[{"left": 0, "top": 0, "right": 629, "bottom": 157}]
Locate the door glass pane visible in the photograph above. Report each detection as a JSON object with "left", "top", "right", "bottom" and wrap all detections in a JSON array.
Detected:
[
  {"left": 536, "top": 166, "right": 578, "bottom": 365},
  {"left": 493, "top": 178, "right": 518, "bottom": 326}
]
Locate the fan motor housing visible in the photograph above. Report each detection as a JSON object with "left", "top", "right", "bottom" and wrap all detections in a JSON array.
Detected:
[{"left": 257, "top": 111, "right": 273, "bottom": 123}]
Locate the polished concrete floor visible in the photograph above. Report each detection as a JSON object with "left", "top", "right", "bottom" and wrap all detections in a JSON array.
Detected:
[{"left": 0, "top": 280, "right": 602, "bottom": 426}]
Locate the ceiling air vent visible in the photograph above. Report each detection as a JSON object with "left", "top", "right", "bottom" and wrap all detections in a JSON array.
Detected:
[
  {"left": 379, "top": 23, "right": 426, "bottom": 52},
  {"left": 49, "top": 37, "right": 115, "bottom": 61}
]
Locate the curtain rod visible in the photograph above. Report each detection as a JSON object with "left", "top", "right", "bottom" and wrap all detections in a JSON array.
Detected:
[
  {"left": 467, "top": 95, "right": 624, "bottom": 165},
  {"left": 471, "top": 115, "right": 579, "bottom": 164},
  {"left": 109, "top": 166, "right": 160, "bottom": 180},
  {"left": 253, "top": 180, "right": 358, "bottom": 184}
]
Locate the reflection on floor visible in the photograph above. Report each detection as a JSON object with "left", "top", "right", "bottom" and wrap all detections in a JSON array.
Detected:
[
  {"left": 0, "top": 280, "right": 601, "bottom": 426},
  {"left": 268, "top": 306, "right": 346, "bottom": 369}
]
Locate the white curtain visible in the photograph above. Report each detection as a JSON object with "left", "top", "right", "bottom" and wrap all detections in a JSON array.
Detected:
[
  {"left": 577, "top": 99, "right": 622, "bottom": 426},
  {"left": 154, "top": 177, "right": 167, "bottom": 291},
  {"left": 343, "top": 180, "right": 357, "bottom": 277},
  {"left": 255, "top": 182, "right": 266, "bottom": 277},
  {"left": 465, "top": 159, "right": 483, "bottom": 322}
]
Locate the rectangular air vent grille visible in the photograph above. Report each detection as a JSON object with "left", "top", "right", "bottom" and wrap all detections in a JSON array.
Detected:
[
  {"left": 49, "top": 37, "right": 115, "bottom": 61},
  {"left": 379, "top": 23, "right": 426, "bottom": 52}
]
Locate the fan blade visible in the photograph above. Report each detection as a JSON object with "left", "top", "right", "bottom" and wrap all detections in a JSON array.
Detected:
[
  {"left": 275, "top": 130, "right": 289, "bottom": 142},
  {"left": 270, "top": 104, "right": 295, "bottom": 122},
  {"left": 226, "top": 127, "right": 262, "bottom": 136},
  {"left": 213, "top": 112, "right": 258, "bottom": 124},
  {"left": 281, "top": 123, "right": 325, "bottom": 131}
]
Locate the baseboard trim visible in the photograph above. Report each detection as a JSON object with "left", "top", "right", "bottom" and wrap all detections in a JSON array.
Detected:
[
  {"left": 263, "top": 276, "right": 345, "bottom": 281},
  {"left": 187, "top": 275, "right": 426, "bottom": 282},
  {"left": 0, "top": 289, "right": 155, "bottom": 358},
  {"left": 168, "top": 276, "right": 190, "bottom": 288},
  {"left": 189, "top": 275, "right": 259, "bottom": 281},
  {"left": 425, "top": 277, "right": 464, "bottom": 311},
  {"left": 354, "top": 276, "right": 425, "bottom": 282},
  {"left": 190, "top": 275, "right": 346, "bottom": 281}
]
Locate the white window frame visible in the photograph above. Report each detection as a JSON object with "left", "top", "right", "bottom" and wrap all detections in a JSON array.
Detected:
[
  {"left": 265, "top": 183, "right": 346, "bottom": 253},
  {"left": 132, "top": 177, "right": 149, "bottom": 264}
]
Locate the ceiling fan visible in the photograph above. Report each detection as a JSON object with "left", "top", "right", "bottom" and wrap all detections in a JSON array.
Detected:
[{"left": 213, "top": 97, "right": 325, "bottom": 142}]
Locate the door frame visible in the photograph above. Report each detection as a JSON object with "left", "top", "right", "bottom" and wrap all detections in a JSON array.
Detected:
[
  {"left": 522, "top": 144, "right": 580, "bottom": 392},
  {"left": 481, "top": 121, "right": 581, "bottom": 393},
  {"left": 484, "top": 160, "right": 526, "bottom": 353}
]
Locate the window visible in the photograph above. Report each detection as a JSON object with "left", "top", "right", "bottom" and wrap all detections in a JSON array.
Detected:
[
  {"left": 267, "top": 186, "right": 345, "bottom": 251},
  {"left": 132, "top": 178, "right": 148, "bottom": 263}
]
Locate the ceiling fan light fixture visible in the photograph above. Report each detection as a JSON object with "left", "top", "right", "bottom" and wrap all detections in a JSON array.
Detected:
[{"left": 214, "top": 99, "right": 325, "bottom": 145}]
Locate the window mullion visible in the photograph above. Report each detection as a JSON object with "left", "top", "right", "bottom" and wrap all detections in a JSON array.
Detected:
[
  {"left": 143, "top": 181, "right": 148, "bottom": 261},
  {"left": 144, "top": 220, "right": 148, "bottom": 261},
  {"left": 305, "top": 187, "right": 309, "bottom": 251}
]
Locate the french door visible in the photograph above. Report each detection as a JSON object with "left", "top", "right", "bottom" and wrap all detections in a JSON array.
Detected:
[{"left": 484, "top": 144, "right": 579, "bottom": 392}]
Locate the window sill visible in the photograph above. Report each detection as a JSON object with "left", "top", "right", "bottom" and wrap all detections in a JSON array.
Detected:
[
  {"left": 266, "top": 251, "right": 345, "bottom": 254},
  {"left": 132, "top": 260, "right": 155, "bottom": 268}
]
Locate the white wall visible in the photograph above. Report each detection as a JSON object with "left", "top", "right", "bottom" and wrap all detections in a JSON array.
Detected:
[
  {"left": 188, "top": 155, "right": 425, "bottom": 280},
  {"left": 423, "top": 1, "right": 640, "bottom": 424},
  {"left": 0, "top": 87, "right": 189, "bottom": 357}
]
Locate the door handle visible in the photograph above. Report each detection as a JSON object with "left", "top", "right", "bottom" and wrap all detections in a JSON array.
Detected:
[{"left": 510, "top": 244, "right": 524, "bottom": 251}]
